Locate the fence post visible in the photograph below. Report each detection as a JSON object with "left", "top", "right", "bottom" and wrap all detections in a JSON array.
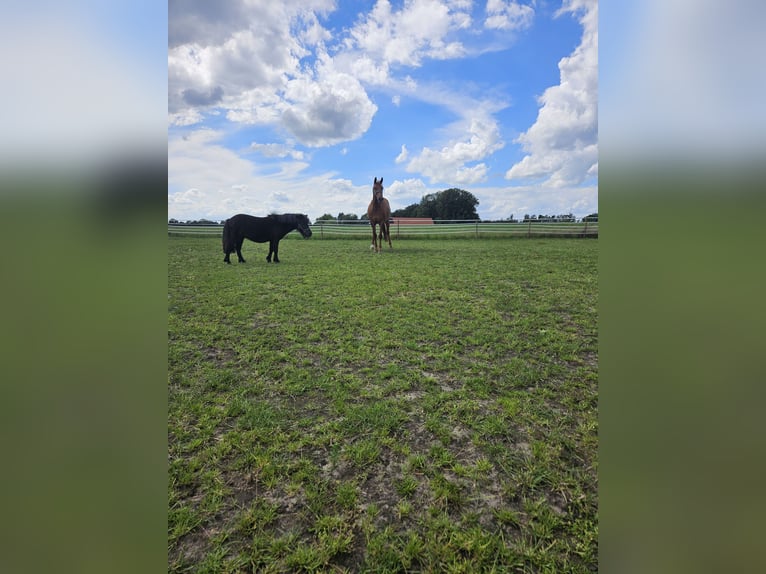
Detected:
[
  {"left": 475, "top": 220, "right": 479, "bottom": 239},
  {"left": 527, "top": 220, "right": 532, "bottom": 238},
  {"left": 583, "top": 220, "right": 588, "bottom": 237}
]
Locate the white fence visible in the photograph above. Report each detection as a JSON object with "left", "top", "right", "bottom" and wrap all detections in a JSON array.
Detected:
[
  {"left": 168, "top": 220, "right": 598, "bottom": 238},
  {"left": 168, "top": 224, "right": 223, "bottom": 236}
]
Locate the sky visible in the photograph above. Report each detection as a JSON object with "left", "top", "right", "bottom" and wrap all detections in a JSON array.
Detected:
[{"left": 168, "top": 0, "right": 598, "bottom": 222}]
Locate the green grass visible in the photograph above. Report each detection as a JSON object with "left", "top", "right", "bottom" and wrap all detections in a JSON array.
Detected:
[{"left": 169, "top": 236, "right": 598, "bottom": 572}]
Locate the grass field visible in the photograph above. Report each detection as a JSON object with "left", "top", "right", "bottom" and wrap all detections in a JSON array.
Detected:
[{"left": 168, "top": 235, "right": 598, "bottom": 572}]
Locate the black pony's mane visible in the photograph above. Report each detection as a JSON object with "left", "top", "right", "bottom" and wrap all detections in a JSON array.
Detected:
[{"left": 268, "top": 213, "right": 307, "bottom": 223}]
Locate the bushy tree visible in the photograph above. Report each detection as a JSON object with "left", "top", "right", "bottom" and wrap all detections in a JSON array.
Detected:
[
  {"left": 391, "top": 188, "right": 480, "bottom": 220},
  {"left": 391, "top": 203, "right": 420, "bottom": 218}
]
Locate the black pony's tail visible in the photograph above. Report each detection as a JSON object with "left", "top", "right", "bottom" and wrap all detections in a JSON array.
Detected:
[{"left": 222, "top": 218, "right": 233, "bottom": 254}]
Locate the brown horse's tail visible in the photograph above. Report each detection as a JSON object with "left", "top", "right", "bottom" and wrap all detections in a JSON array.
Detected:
[{"left": 222, "top": 218, "right": 233, "bottom": 254}]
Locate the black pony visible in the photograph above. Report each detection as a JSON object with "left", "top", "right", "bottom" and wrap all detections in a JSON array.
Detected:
[{"left": 222, "top": 213, "right": 312, "bottom": 264}]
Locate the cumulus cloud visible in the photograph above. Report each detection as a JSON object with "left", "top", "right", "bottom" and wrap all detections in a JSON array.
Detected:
[
  {"left": 485, "top": 0, "right": 535, "bottom": 31},
  {"left": 349, "top": 0, "right": 472, "bottom": 67},
  {"left": 395, "top": 144, "right": 409, "bottom": 164},
  {"left": 405, "top": 114, "right": 504, "bottom": 184},
  {"left": 168, "top": 0, "right": 372, "bottom": 148},
  {"left": 167, "top": 24, "right": 301, "bottom": 119},
  {"left": 505, "top": 0, "right": 598, "bottom": 187},
  {"left": 168, "top": 1, "right": 250, "bottom": 48},
  {"left": 182, "top": 86, "right": 224, "bottom": 106},
  {"left": 281, "top": 65, "right": 378, "bottom": 147}
]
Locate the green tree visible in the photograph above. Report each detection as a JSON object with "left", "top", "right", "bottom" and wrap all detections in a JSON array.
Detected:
[
  {"left": 391, "top": 203, "right": 420, "bottom": 218},
  {"left": 392, "top": 189, "right": 480, "bottom": 220},
  {"left": 435, "top": 188, "right": 480, "bottom": 220}
]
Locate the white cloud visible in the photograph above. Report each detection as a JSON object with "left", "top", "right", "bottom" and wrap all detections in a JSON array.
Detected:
[
  {"left": 478, "top": 183, "right": 598, "bottom": 220},
  {"left": 395, "top": 144, "right": 409, "bottom": 164},
  {"left": 384, "top": 178, "right": 430, "bottom": 207},
  {"left": 505, "top": 0, "right": 597, "bottom": 187},
  {"left": 250, "top": 142, "right": 305, "bottom": 160},
  {"left": 392, "top": 95, "right": 401, "bottom": 106},
  {"left": 349, "top": 0, "right": 471, "bottom": 67},
  {"left": 281, "top": 61, "right": 379, "bottom": 146},
  {"left": 168, "top": 0, "right": 376, "bottom": 148},
  {"left": 485, "top": 0, "right": 535, "bottom": 31},
  {"left": 169, "top": 109, "right": 204, "bottom": 127},
  {"left": 405, "top": 113, "right": 504, "bottom": 184},
  {"left": 168, "top": 130, "right": 265, "bottom": 219},
  {"left": 167, "top": 24, "right": 302, "bottom": 116},
  {"left": 169, "top": 129, "right": 390, "bottom": 220}
]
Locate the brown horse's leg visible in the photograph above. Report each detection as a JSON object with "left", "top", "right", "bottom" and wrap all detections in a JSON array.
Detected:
[
  {"left": 384, "top": 222, "right": 392, "bottom": 249},
  {"left": 371, "top": 223, "right": 378, "bottom": 252}
]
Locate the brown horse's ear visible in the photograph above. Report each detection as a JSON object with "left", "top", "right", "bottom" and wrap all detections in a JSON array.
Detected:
[
  {"left": 380, "top": 178, "right": 383, "bottom": 184},
  {"left": 374, "top": 177, "right": 378, "bottom": 184}
]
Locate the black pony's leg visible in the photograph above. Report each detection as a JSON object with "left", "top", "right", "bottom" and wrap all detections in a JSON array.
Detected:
[
  {"left": 236, "top": 237, "right": 246, "bottom": 263},
  {"left": 272, "top": 240, "right": 280, "bottom": 263},
  {"left": 266, "top": 240, "right": 274, "bottom": 262},
  {"left": 224, "top": 252, "right": 231, "bottom": 264}
]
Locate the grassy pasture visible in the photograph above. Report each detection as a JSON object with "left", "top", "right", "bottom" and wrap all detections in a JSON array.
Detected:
[{"left": 168, "top": 235, "right": 598, "bottom": 572}]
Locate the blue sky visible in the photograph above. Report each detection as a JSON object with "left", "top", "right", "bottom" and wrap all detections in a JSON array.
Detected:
[{"left": 168, "top": 0, "right": 598, "bottom": 222}]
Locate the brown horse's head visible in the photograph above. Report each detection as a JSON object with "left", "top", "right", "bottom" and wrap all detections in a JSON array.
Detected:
[{"left": 373, "top": 177, "right": 384, "bottom": 203}]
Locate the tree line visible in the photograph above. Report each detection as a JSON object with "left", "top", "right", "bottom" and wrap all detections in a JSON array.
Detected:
[{"left": 168, "top": 218, "right": 224, "bottom": 225}]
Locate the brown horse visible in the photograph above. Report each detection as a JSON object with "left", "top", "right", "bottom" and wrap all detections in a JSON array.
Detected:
[{"left": 367, "top": 177, "right": 392, "bottom": 253}]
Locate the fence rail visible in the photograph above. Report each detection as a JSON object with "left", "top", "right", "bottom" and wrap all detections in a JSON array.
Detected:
[
  {"left": 168, "top": 220, "right": 598, "bottom": 238},
  {"left": 168, "top": 224, "right": 223, "bottom": 236}
]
